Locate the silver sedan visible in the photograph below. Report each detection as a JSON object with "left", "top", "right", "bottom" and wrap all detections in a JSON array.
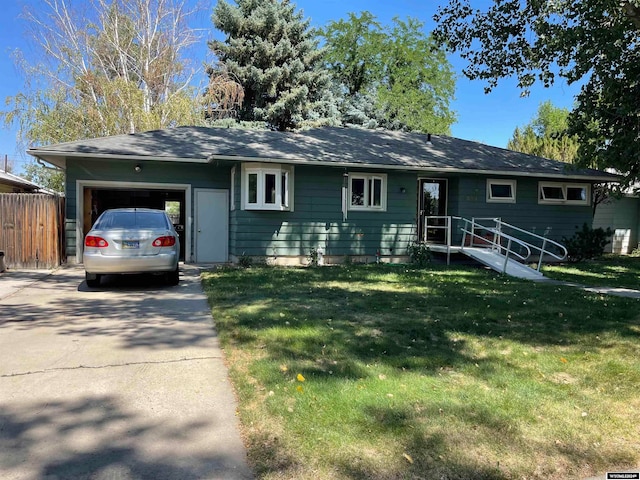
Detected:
[{"left": 83, "top": 208, "right": 180, "bottom": 287}]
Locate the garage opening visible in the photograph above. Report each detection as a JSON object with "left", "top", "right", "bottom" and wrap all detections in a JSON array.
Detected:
[{"left": 83, "top": 187, "right": 186, "bottom": 260}]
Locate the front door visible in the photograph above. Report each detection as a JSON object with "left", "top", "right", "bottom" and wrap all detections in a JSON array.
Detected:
[
  {"left": 418, "top": 179, "right": 448, "bottom": 243},
  {"left": 195, "top": 189, "right": 228, "bottom": 262}
]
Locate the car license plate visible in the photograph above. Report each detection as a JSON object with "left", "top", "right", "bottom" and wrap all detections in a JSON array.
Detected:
[{"left": 122, "top": 240, "right": 139, "bottom": 249}]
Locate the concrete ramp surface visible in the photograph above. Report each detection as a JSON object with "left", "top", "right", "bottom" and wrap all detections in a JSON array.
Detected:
[{"left": 462, "top": 247, "right": 544, "bottom": 280}]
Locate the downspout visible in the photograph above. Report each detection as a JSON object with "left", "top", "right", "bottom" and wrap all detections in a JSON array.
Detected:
[
  {"left": 342, "top": 172, "right": 348, "bottom": 222},
  {"left": 36, "top": 158, "right": 64, "bottom": 172}
]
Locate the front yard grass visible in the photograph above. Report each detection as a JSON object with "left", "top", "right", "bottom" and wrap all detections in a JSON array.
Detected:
[
  {"left": 542, "top": 254, "right": 640, "bottom": 290},
  {"left": 202, "top": 264, "right": 640, "bottom": 480}
]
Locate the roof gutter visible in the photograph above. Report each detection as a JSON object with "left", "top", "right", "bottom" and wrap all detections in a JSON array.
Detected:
[
  {"left": 27, "top": 149, "right": 211, "bottom": 165},
  {"left": 208, "top": 155, "right": 620, "bottom": 183},
  {"left": 36, "top": 157, "right": 64, "bottom": 172},
  {"left": 25, "top": 149, "right": 620, "bottom": 183}
]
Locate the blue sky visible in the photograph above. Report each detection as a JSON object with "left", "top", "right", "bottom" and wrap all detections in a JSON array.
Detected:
[{"left": 0, "top": 0, "right": 580, "bottom": 174}]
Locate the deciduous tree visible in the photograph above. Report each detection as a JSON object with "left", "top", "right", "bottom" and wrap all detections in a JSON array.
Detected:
[
  {"left": 507, "top": 101, "right": 578, "bottom": 164},
  {"left": 433, "top": 0, "right": 640, "bottom": 188},
  {"left": 321, "top": 13, "right": 456, "bottom": 134},
  {"left": 1, "top": 0, "right": 208, "bottom": 146}
]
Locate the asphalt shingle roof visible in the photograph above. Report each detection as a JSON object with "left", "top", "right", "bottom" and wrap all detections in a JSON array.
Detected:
[{"left": 28, "top": 126, "right": 617, "bottom": 181}]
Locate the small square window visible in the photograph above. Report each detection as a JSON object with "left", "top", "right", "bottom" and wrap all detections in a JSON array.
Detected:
[
  {"left": 538, "top": 182, "right": 590, "bottom": 205},
  {"left": 486, "top": 179, "right": 516, "bottom": 203},
  {"left": 540, "top": 186, "right": 565, "bottom": 201},
  {"left": 241, "top": 163, "right": 294, "bottom": 211},
  {"left": 348, "top": 173, "right": 387, "bottom": 211},
  {"left": 567, "top": 186, "right": 587, "bottom": 202}
]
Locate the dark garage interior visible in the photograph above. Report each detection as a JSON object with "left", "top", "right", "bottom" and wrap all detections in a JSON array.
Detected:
[{"left": 83, "top": 187, "right": 186, "bottom": 260}]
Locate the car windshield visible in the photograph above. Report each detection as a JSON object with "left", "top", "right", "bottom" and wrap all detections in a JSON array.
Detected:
[{"left": 95, "top": 211, "right": 168, "bottom": 230}]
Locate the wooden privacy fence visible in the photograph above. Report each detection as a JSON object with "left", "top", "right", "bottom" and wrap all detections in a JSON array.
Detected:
[{"left": 0, "top": 194, "right": 65, "bottom": 269}]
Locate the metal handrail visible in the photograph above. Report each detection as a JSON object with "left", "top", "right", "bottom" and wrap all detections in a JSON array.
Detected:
[
  {"left": 423, "top": 215, "right": 462, "bottom": 265},
  {"left": 474, "top": 217, "right": 568, "bottom": 270},
  {"left": 460, "top": 219, "right": 532, "bottom": 273},
  {"left": 423, "top": 215, "right": 568, "bottom": 273}
]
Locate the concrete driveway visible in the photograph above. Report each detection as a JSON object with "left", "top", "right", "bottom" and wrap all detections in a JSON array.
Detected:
[{"left": 0, "top": 266, "right": 253, "bottom": 480}]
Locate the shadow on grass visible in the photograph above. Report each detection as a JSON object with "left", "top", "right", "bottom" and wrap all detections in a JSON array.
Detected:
[
  {"left": 202, "top": 264, "right": 640, "bottom": 479},
  {"left": 204, "top": 264, "right": 640, "bottom": 371}
]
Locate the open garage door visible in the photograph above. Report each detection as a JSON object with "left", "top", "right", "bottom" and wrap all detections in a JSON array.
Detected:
[{"left": 83, "top": 186, "right": 187, "bottom": 261}]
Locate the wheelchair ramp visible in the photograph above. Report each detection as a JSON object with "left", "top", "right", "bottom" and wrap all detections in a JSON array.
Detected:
[{"left": 462, "top": 247, "right": 544, "bottom": 280}]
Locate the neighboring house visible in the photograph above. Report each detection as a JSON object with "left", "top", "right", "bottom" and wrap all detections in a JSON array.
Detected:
[
  {"left": 593, "top": 186, "right": 640, "bottom": 254},
  {"left": 0, "top": 170, "right": 42, "bottom": 193},
  {"left": 27, "top": 126, "right": 616, "bottom": 265}
]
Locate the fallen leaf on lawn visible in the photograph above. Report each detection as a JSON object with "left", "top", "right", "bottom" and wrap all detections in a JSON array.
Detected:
[
  {"left": 403, "top": 453, "right": 414, "bottom": 464},
  {"left": 297, "top": 373, "right": 306, "bottom": 382},
  {"left": 560, "top": 357, "right": 568, "bottom": 363},
  {"left": 296, "top": 385, "right": 304, "bottom": 393}
]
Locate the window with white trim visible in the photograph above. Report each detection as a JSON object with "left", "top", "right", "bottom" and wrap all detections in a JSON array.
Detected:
[
  {"left": 538, "top": 182, "right": 590, "bottom": 205},
  {"left": 241, "top": 163, "right": 294, "bottom": 211},
  {"left": 486, "top": 179, "right": 516, "bottom": 203},
  {"left": 348, "top": 173, "right": 387, "bottom": 211}
]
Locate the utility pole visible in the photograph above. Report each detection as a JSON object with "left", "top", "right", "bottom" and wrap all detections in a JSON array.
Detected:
[{"left": 3, "top": 154, "right": 7, "bottom": 172}]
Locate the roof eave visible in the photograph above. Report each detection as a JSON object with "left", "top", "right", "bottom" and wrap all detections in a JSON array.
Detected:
[
  {"left": 26, "top": 148, "right": 618, "bottom": 182},
  {"left": 27, "top": 149, "right": 211, "bottom": 167},
  {"left": 210, "top": 155, "right": 619, "bottom": 182}
]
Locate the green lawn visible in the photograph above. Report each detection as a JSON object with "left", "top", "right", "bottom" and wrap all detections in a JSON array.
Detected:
[
  {"left": 202, "top": 264, "right": 640, "bottom": 480},
  {"left": 542, "top": 254, "right": 640, "bottom": 290}
]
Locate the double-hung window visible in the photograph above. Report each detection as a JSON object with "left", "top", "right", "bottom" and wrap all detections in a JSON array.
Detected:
[
  {"left": 348, "top": 173, "right": 387, "bottom": 211},
  {"left": 242, "top": 163, "right": 294, "bottom": 211},
  {"left": 486, "top": 179, "right": 516, "bottom": 203},
  {"left": 538, "top": 182, "right": 590, "bottom": 205}
]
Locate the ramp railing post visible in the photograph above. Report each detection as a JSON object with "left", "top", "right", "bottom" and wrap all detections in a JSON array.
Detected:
[
  {"left": 503, "top": 239, "right": 512, "bottom": 273},
  {"left": 537, "top": 238, "right": 548, "bottom": 272}
]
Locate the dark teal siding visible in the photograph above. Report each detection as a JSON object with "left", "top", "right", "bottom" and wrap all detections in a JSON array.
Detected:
[
  {"left": 65, "top": 158, "right": 229, "bottom": 259},
  {"left": 452, "top": 175, "right": 593, "bottom": 243},
  {"left": 231, "top": 166, "right": 418, "bottom": 257},
  {"left": 63, "top": 156, "right": 596, "bottom": 263}
]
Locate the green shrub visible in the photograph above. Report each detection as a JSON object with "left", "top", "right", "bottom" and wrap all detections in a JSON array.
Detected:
[
  {"left": 407, "top": 241, "right": 431, "bottom": 267},
  {"left": 307, "top": 247, "right": 319, "bottom": 267},
  {"left": 238, "top": 253, "right": 252, "bottom": 268},
  {"left": 562, "top": 223, "right": 613, "bottom": 262}
]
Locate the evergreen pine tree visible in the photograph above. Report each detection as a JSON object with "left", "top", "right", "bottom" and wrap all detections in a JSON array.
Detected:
[{"left": 210, "top": 0, "right": 335, "bottom": 131}]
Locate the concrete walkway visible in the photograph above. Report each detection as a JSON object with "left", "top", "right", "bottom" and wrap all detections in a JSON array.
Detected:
[
  {"left": 535, "top": 277, "right": 640, "bottom": 299},
  {"left": 0, "top": 265, "right": 253, "bottom": 480}
]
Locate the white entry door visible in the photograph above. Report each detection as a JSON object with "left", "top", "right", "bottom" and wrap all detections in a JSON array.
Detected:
[{"left": 195, "top": 189, "right": 228, "bottom": 262}]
